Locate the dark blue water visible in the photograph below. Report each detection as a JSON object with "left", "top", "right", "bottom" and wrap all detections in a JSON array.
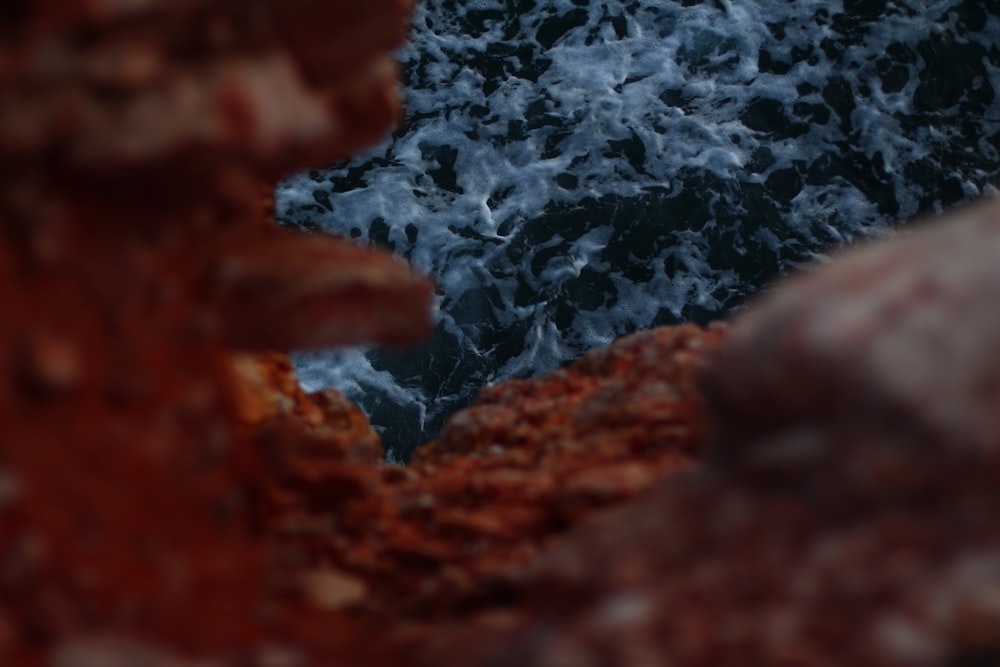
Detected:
[{"left": 276, "top": 0, "right": 1000, "bottom": 461}]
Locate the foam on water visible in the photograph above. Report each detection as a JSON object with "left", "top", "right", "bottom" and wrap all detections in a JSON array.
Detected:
[{"left": 277, "top": 0, "right": 1000, "bottom": 460}]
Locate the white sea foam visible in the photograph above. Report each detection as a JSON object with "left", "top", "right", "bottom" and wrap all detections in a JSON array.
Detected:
[{"left": 278, "top": 0, "right": 1000, "bottom": 459}]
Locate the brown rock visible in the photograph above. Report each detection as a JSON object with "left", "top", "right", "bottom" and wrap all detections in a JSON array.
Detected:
[
  {"left": 17, "top": 0, "right": 1000, "bottom": 665},
  {"left": 0, "top": 0, "right": 412, "bottom": 185},
  {"left": 230, "top": 350, "right": 384, "bottom": 535},
  {"left": 700, "top": 197, "right": 1000, "bottom": 494},
  {"left": 213, "top": 227, "right": 433, "bottom": 351},
  {"left": 229, "top": 350, "right": 381, "bottom": 458},
  {"left": 409, "top": 198, "right": 1000, "bottom": 667},
  {"left": 299, "top": 569, "right": 368, "bottom": 612},
  {"left": 230, "top": 351, "right": 314, "bottom": 428},
  {"left": 263, "top": 324, "right": 727, "bottom": 621},
  {"left": 0, "top": 0, "right": 421, "bottom": 665},
  {"left": 415, "top": 469, "right": 1000, "bottom": 667},
  {"left": 427, "top": 323, "right": 727, "bottom": 462}
]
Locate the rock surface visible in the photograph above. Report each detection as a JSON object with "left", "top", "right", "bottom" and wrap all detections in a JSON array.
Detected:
[
  {"left": 700, "top": 197, "right": 1000, "bottom": 499},
  {"left": 0, "top": 0, "right": 409, "bottom": 184},
  {"left": 0, "top": 2, "right": 424, "bottom": 665},
  {"left": 6, "top": 1, "right": 1000, "bottom": 666},
  {"left": 417, "top": 468, "right": 1000, "bottom": 667},
  {"left": 260, "top": 324, "right": 727, "bottom": 621},
  {"left": 412, "top": 198, "right": 1000, "bottom": 667}
]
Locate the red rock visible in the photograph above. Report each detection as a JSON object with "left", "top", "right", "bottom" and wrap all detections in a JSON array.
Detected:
[
  {"left": 15, "top": 0, "right": 1000, "bottom": 665},
  {"left": 413, "top": 464, "right": 1000, "bottom": 667},
  {"left": 407, "top": 198, "right": 1000, "bottom": 667},
  {"left": 0, "top": 1, "right": 422, "bottom": 664},
  {"left": 259, "top": 324, "right": 727, "bottom": 622},
  {"left": 268, "top": 0, "right": 415, "bottom": 84},
  {"left": 427, "top": 323, "right": 727, "bottom": 462},
  {"left": 213, "top": 227, "right": 433, "bottom": 351},
  {"left": 0, "top": 1, "right": 411, "bottom": 184}
]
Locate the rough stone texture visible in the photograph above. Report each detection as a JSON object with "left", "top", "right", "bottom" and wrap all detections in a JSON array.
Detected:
[
  {"left": 411, "top": 199, "right": 1000, "bottom": 667},
  {"left": 229, "top": 351, "right": 380, "bottom": 454},
  {"left": 9, "top": 1, "right": 1000, "bottom": 666},
  {"left": 425, "top": 323, "right": 727, "bottom": 463},
  {"left": 0, "top": 1, "right": 424, "bottom": 665},
  {"left": 261, "top": 324, "right": 728, "bottom": 621},
  {"left": 214, "top": 226, "right": 432, "bottom": 350},
  {"left": 0, "top": 1, "right": 723, "bottom": 659}
]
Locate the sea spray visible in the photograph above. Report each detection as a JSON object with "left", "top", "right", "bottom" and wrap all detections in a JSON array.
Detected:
[{"left": 277, "top": 0, "right": 1000, "bottom": 460}]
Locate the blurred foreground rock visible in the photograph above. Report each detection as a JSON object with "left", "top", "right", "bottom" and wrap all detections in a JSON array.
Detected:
[
  {"left": 0, "top": 1, "right": 427, "bottom": 665},
  {"left": 701, "top": 197, "right": 1000, "bottom": 495}
]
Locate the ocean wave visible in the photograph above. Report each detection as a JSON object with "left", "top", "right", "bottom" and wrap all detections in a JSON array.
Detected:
[{"left": 278, "top": 0, "right": 1000, "bottom": 459}]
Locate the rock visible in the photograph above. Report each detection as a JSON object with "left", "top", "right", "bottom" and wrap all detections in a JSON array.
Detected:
[
  {"left": 229, "top": 351, "right": 381, "bottom": 458},
  {"left": 262, "top": 323, "right": 727, "bottom": 620},
  {"left": 11, "top": 0, "right": 1000, "bottom": 665},
  {"left": 230, "top": 351, "right": 320, "bottom": 428},
  {"left": 410, "top": 198, "right": 1000, "bottom": 667},
  {"left": 299, "top": 570, "right": 368, "bottom": 612},
  {"left": 0, "top": 0, "right": 412, "bottom": 185},
  {"left": 52, "top": 638, "right": 224, "bottom": 667},
  {"left": 214, "top": 227, "right": 432, "bottom": 351},
  {"left": 700, "top": 197, "right": 1000, "bottom": 495},
  {"left": 426, "top": 323, "right": 727, "bottom": 462},
  {"left": 0, "top": 1, "right": 421, "bottom": 665},
  {"left": 415, "top": 469, "right": 1000, "bottom": 667},
  {"left": 229, "top": 350, "right": 386, "bottom": 541}
]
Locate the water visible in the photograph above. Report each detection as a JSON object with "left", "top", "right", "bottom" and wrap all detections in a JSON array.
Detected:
[{"left": 276, "top": 0, "right": 1000, "bottom": 461}]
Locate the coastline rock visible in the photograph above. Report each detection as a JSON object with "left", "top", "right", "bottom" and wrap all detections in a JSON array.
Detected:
[
  {"left": 700, "top": 197, "right": 1000, "bottom": 497},
  {"left": 416, "top": 468, "right": 1000, "bottom": 667},
  {"left": 229, "top": 351, "right": 380, "bottom": 454},
  {"left": 425, "top": 323, "right": 727, "bottom": 463},
  {"left": 7, "top": 0, "right": 1000, "bottom": 665},
  {"left": 412, "top": 198, "right": 1000, "bottom": 667},
  {"left": 0, "top": 0, "right": 411, "bottom": 185},
  {"left": 0, "top": 1, "right": 422, "bottom": 665},
  {"left": 260, "top": 323, "right": 727, "bottom": 621},
  {"left": 214, "top": 226, "right": 433, "bottom": 350}
]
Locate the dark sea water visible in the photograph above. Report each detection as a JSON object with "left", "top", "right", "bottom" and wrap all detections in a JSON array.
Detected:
[{"left": 276, "top": 0, "right": 1000, "bottom": 461}]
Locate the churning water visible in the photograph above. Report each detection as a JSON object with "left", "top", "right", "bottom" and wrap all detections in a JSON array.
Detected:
[{"left": 276, "top": 0, "right": 1000, "bottom": 461}]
